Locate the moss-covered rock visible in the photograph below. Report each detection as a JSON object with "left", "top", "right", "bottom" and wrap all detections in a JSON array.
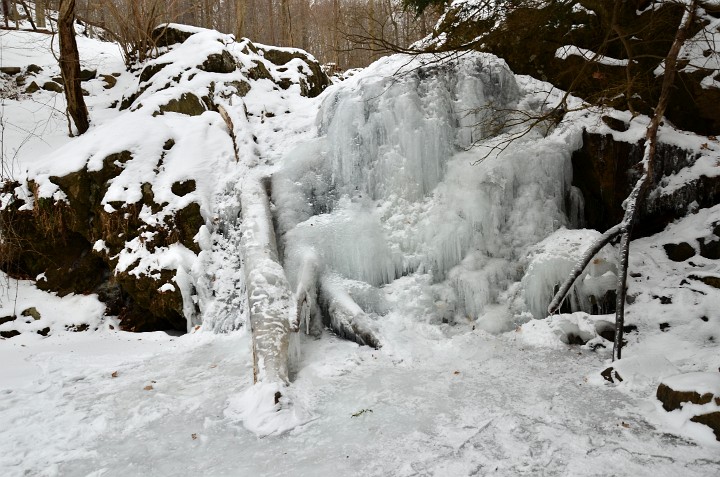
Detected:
[
  {"left": 259, "top": 47, "right": 330, "bottom": 97},
  {"left": 25, "top": 64, "right": 43, "bottom": 75},
  {"left": 154, "top": 92, "right": 207, "bottom": 116},
  {"left": 201, "top": 50, "right": 237, "bottom": 74},
  {"left": 139, "top": 62, "right": 169, "bottom": 84},
  {"left": 25, "top": 81, "right": 40, "bottom": 94},
  {"left": 0, "top": 66, "right": 21, "bottom": 75},
  {"left": 151, "top": 24, "right": 195, "bottom": 48},
  {"left": 41, "top": 81, "right": 62, "bottom": 93}
]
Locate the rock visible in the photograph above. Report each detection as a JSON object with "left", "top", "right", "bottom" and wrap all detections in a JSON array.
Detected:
[
  {"left": 0, "top": 315, "right": 16, "bottom": 326},
  {"left": 0, "top": 330, "right": 20, "bottom": 339},
  {"left": 21, "top": 307, "right": 41, "bottom": 320},
  {"left": 259, "top": 47, "right": 330, "bottom": 97},
  {"left": 101, "top": 74, "right": 117, "bottom": 89},
  {"left": 218, "top": 80, "right": 251, "bottom": 98},
  {"left": 37, "top": 327, "right": 50, "bottom": 336},
  {"left": 433, "top": 0, "right": 720, "bottom": 135},
  {"left": 663, "top": 242, "right": 696, "bottom": 261},
  {"left": 246, "top": 61, "right": 272, "bottom": 81},
  {"left": 0, "top": 66, "right": 21, "bottom": 75},
  {"left": 699, "top": 238, "right": 720, "bottom": 260},
  {"left": 52, "top": 76, "right": 64, "bottom": 85},
  {"left": 151, "top": 24, "right": 195, "bottom": 48},
  {"left": 79, "top": 69, "right": 97, "bottom": 81},
  {"left": 25, "top": 64, "right": 43, "bottom": 75},
  {"left": 139, "top": 62, "right": 169, "bottom": 84},
  {"left": 572, "top": 131, "right": 718, "bottom": 237},
  {"left": 24, "top": 81, "right": 40, "bottom": 94},
  {"left": 200, "top": 50, "right": 237, "bottom": 74},
  {"left": 0, "top": 148, "right": 204, "bottom": 334},
  {"left": 601, "top": 366, "right": 624, "bottom": 383},
  {"left": 690, "top": 274, "right": 720, "bottom": 289},
  {"left": 171, "top": 180, "right": 196, "bottom": 197},
  {"left": 155, "top": 92, "right": 207, "bottom": 116},
  {"left": 657, "top": 372, "right": 720, "bottom": 441},
  {"left": 601, "top": 115, "right": 629, "bottom": 132},
  {"left": 42, "top": 81, "right": 63, "bottom": 93}
]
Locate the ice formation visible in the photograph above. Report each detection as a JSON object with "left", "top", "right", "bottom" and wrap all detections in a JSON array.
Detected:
[{"left": 274, "top": 52, "right": 586, "bottom": 330}]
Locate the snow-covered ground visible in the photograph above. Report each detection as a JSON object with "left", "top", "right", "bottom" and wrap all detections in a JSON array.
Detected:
[
  {"left": 2, "top": 320, "right": 719, "bottom": 477},
  {"left": 1, "top": 17, "right": 720, "bottom": 477}
]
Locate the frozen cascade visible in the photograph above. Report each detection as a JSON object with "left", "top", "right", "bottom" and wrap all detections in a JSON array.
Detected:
[{"left": 274, "top": 52, "right": 587, "bottom": 330}]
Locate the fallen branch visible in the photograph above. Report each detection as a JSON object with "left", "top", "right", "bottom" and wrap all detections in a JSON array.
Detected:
[{"left": 319, "top": 274, "right": 381, "bottom": 349}]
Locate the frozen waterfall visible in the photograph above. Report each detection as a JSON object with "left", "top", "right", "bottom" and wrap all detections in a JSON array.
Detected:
[{"left": 273, "top": 52, "right": 589, "bottom": 332}]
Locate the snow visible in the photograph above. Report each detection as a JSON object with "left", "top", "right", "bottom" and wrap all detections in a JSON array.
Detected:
[
  {"left": 662, "top": 372, "right": 720, "bottom": 396},
  {"left": 2, "top": 16, "right": 720, "bottom": 475},
  {"left": 555, "top": 45, "right": 630, "bottom": 66}
]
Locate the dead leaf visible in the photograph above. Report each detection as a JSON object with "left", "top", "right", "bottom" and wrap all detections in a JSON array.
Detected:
[
  {"left": 144, "top": 385, "right": 154, "bottom": 391},
  {"left": 111, "top": 371, "right": 118, "bottom": 378},
  {"left": 453, "top": 370, "right": 460, "bottom": 375},
  {"left": 701, "top": 143, "right": 709, "bottom": 150},
  {"left": 191, "top": 433, "right": 198, "bottom": 440},
  {"left": 621, "top": 422, "right": 630, "bottom": 428}
]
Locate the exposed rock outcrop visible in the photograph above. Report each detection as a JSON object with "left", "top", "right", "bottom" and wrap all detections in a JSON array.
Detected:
[{"left": 571, "top": 132, "right": 720, "bottom": 237}]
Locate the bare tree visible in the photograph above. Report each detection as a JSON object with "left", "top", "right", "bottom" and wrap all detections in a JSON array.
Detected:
[{"left": 58, "top": 0, "right": 89, "bottom": 134}]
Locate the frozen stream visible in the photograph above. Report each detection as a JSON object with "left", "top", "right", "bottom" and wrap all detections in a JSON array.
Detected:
[{"left": 1, "top": 325, "right": 717, "bottom": 476}]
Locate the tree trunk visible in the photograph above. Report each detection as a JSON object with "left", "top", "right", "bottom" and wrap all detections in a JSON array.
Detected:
[
  {"left": 36, "top": 0, "right": 46, "bottom": 28},
  {"left": 240, "top": 178, "right": 293, "bottom": 386},
  {"left": 319, "top": 274, "right": 382, "bottom": 349},
  {"left": 58, "top": 0, "right": 90, "bottom": 135},
  {"left": 235, "top": 0, "right": 245, "bottom": 39},
  {"left": 266, "top": 0, "right": 275, "bottom": 45},
  {"left": 2, "top": 0, "right": 9, "bottom": 28}
]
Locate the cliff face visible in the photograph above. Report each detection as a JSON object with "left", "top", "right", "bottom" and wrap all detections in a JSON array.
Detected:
[
  {"left": 428, "top": 0, "right": 720, "bottom": 136},
  {"left": 0, "top": 24, "right": 330, "bottom": 333},
  {"left": 572, "top": 130, "right": 720, "bottom": 238}
]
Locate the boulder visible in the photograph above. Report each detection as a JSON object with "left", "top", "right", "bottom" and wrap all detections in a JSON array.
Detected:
[
  {"left": 155, "top": 92, "right": 207, "bottom": 116},
  {"left": 101, "top": 74, "right": 117, "bottom": 89},
  {"left": 152, "top": 24, "right": 196, "bottom": 48},
  {"left": 41, "top": 81, "right": 63, "bottom": 93},
  {"left": 25, "top": 64, "right": 43, "bottom": 75},
  {"left": 0, "top": 66, "right": 21, "bottom": 75},
  {"left": 657, "top": 372, "right": 720, "bottom": 441},
  {"left": 79, "top": 69, "right": 97, "bottom": 81},
  {"left": 200, "top": 50, "right": 237, "bottom": 74},
  {"left": 24, "top": 81, "right": 40, "bottom": 94},
  {"left": 663, "top": 242, "right": 696, "bottom": 262},
  {"left": 21, "top": 307, "right": 41, "bottom": 320}
]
